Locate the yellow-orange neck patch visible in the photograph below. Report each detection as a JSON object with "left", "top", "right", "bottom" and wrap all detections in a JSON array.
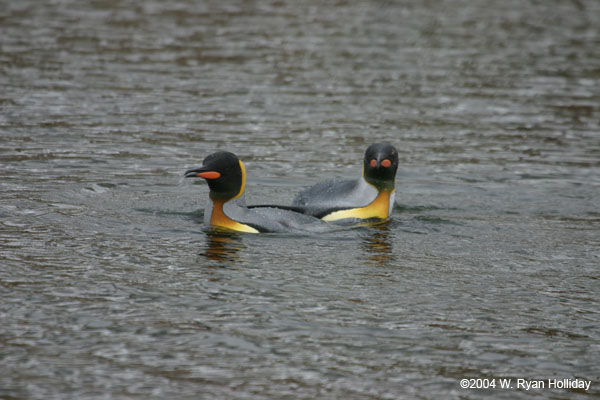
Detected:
[
  {"left": 209, "top": 198, "right": 259, "bottom": 233},
  {"left": 322, "top": 190, "right": 393, "bottom": 222}
]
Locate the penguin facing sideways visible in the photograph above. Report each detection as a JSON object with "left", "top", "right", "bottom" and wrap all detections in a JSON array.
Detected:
[
  {"left": 185, "top": 151, "right": 328, "bottom": 233},
  {"left": 291, "top": 142, "right": 399, "bottom": 222}
]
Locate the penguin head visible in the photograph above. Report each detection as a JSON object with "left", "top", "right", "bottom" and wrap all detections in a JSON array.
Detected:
[
  {"left": 362, "top": 142, "right": 398, "bottom": 191},
  {"left": 185, "top": 151, "right": 246, "bottom": 200}
]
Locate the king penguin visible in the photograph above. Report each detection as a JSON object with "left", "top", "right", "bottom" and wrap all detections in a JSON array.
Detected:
[
  {"left": 291, "top": 142, "right": 399, "bottom": 222},
  {"left": 185, "top": 151, "right": 328, "bottom": 233}
]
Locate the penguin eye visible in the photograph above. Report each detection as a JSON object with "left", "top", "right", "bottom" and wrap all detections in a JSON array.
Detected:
[
  {"left": 381, "top": 159, "right": 391, "bottom": 168},
  {"left": 369, "top": 159, "right": 377, "bottom": 168}
]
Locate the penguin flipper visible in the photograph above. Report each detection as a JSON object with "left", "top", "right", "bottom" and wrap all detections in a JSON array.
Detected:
[
  {"left": 248, "top": 203, "right": 346, "bottom": 221},
  {"left": 247, "top": 204, "right": 309, "bottom": 214}
]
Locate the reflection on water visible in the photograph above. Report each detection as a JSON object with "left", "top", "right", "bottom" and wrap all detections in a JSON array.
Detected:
[
  {"left": 201, "top": 229, "right": 246, "bottom": 265},
  {"left": 202, "top": 221, "right": 397, "bottom": 268},
  {"left": 361, "top": 223, "right": 395, "bottom": 267}
]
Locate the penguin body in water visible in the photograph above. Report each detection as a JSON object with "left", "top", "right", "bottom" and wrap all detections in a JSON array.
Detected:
[
  {"left": 185, "top": 151, "right": 328, "bottom": 233},
  {"left": 292, "top": 142, "right": 398, "bottom": 222}
]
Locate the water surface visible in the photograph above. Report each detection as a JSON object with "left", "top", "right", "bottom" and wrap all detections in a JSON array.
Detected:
[{"left": 1, "top": 1, "right": 599, "bottom": 399}]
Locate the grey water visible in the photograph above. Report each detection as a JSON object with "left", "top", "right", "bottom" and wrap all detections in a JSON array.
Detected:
[{"left": 1, "top": 0, "right": 599, "bottom": 399}]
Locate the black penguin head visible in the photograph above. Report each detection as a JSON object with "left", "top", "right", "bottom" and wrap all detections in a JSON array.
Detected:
[
  {"left": 362, "top": 142, "right": 399, "bottom": 191},
  {"left": 185, "top": 151, "right": 246, "bottom": 200}
]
